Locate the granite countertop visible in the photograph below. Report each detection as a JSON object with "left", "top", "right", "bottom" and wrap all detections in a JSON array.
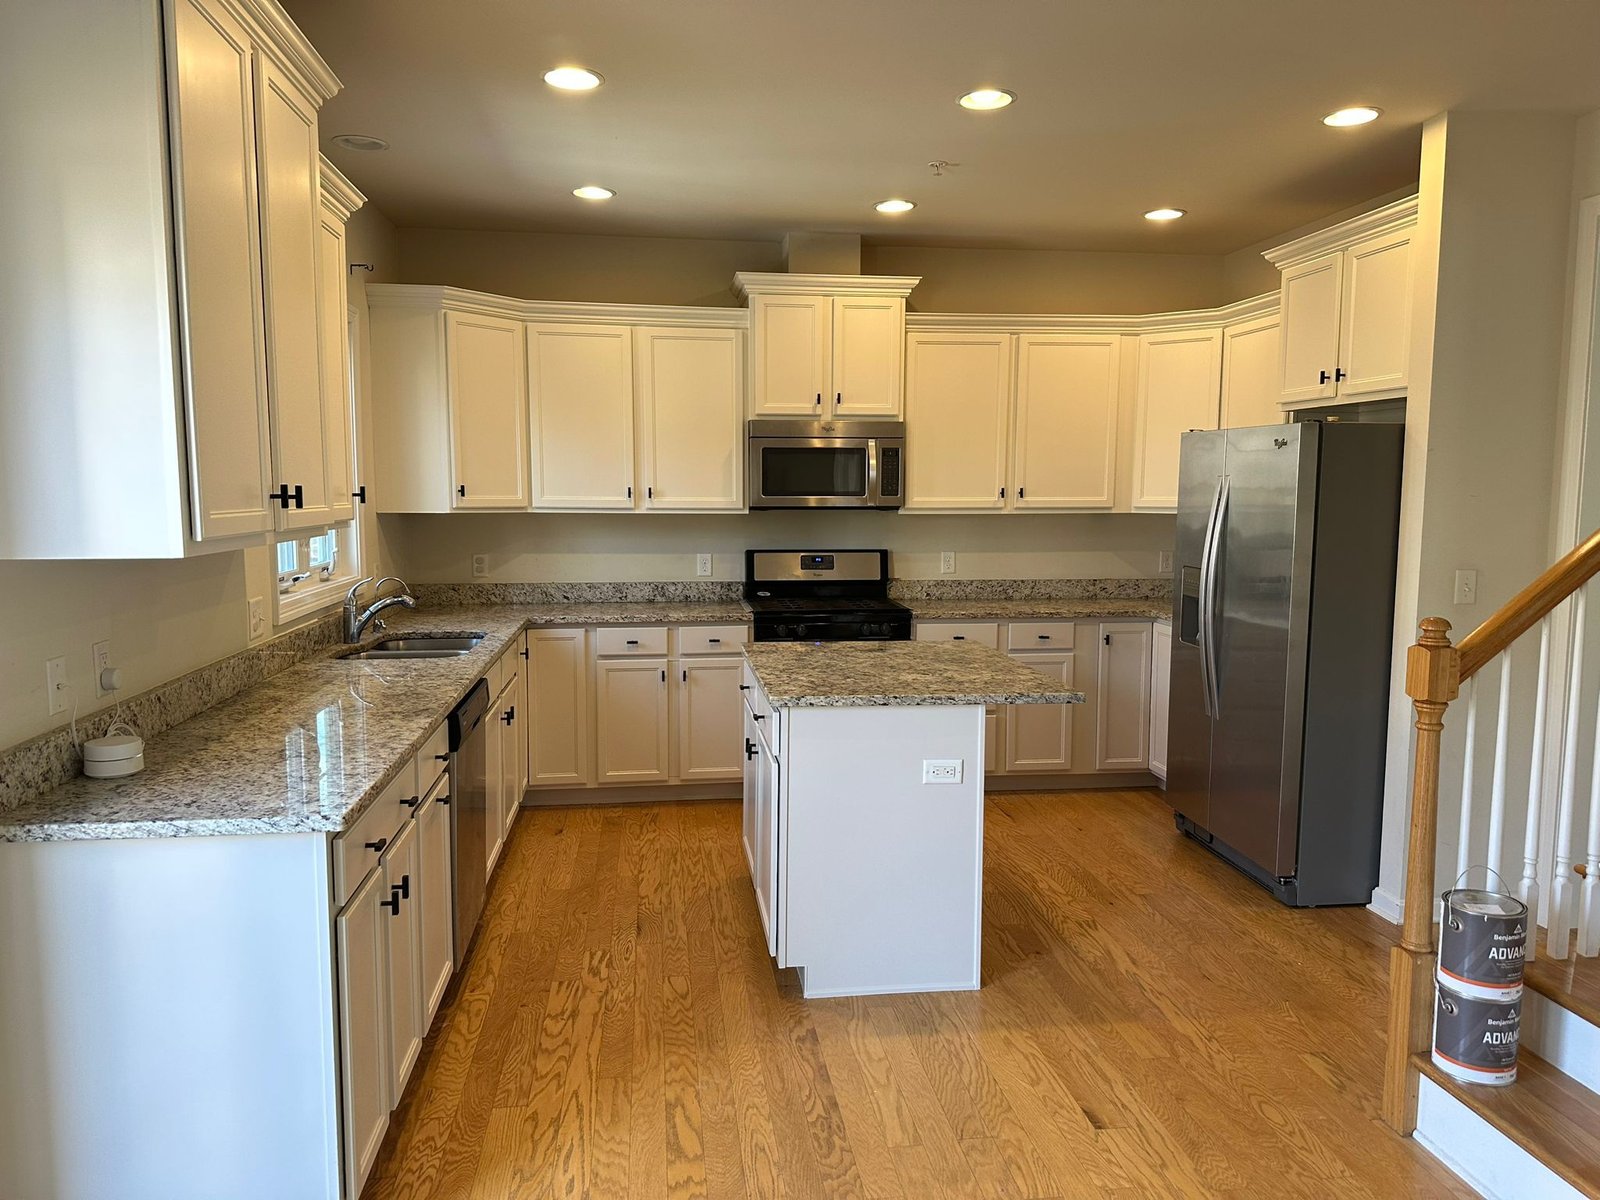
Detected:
[
  {"left": 908, "top": 598, "right": 1172, "bottom": 621},
  {"left": 743, "top": 641, "right": 1086, "bottom": 708},
  {"left": 0, "top": 602, "right": 752, "bottom": 843}
]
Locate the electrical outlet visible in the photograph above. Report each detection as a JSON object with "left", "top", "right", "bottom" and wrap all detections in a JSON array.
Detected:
[
  {"left": 1454, "top": 569, "right": 1478, "bottom": 606},
  {"left": 922, "top": 759, "right": 963, "bottom": 784},
  {"left": 471, "top": 553, "right": 489, "bottom": 578},
  {"left": 248, "top": 597, "right": 267, "bottom": 643},
  {"left": 92, "top": 640, "right": 112, "bottom": 697},
  {"left": 696, "top": 552, "right": 712, "bottom": 577},
  {"left": 46, "top": 656, "right": 69, "bottom": 716},
  {"left": 1158, "top": 550, "right": 1173, "bottom": 574},
  {"left": 940, "top": 551, "right": 956, "bottom": 575}
]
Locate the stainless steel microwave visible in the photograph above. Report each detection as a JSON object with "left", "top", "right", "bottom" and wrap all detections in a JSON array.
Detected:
[{"left": 747, "top": 419, "right": 905, "bottom": 509}]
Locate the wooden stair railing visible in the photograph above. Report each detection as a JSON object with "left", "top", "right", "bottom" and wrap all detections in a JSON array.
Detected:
[{"left": 1383, "top": 527, "right": 1600, "bottom": 1135}]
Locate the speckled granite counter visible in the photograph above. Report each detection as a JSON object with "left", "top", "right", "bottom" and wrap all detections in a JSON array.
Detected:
[
  {"left": 908, "top": 598, "right": 1172, "bottom": 621},
  {"left": 0, "top": 602, "right": 751, "bottom": 843},
  {"left": 743, "top": 641, "right": 1086, "bottom": 708}
]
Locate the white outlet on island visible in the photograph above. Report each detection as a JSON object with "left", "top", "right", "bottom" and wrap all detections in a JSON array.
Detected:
[{"left": 922, "top": 759, "right": 963, "bottom": 784}]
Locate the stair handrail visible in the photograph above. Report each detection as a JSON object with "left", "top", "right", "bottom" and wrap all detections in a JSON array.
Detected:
[{"left": 1383, "top": 527, "right": 1600, "bottom": 1134}]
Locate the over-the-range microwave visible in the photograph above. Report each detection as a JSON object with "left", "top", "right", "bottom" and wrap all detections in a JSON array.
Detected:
[{"left": 747, "top": 419, "right": 905, "bottom": 509}]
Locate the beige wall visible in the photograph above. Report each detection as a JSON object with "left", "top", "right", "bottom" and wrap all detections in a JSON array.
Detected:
[
  {"left": 388, "top": 511, "right": 1175, "bottom": 585},
  {"left": 1219, "top": 185, "right": 1420, "bottom": 302}
]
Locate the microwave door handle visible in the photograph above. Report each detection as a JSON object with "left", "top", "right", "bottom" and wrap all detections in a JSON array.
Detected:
[
  {"left": 1196, "top": 475, "right": 1225, "bottom": 718},
  {"left": 865, "top": 438, "right": 880, "bottom": 505}
]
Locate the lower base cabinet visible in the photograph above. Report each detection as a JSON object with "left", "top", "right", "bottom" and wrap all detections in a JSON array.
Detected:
[
  {"left": 417, "top": 772, "right": 455, "bottom": 1025},
  {"left": 1150, "top": 620, "right": 1172, "bottom": 780},
  {"left": 596, "top": 657, "right": 673, "bottom": 783},
  {"left": 1004, "top": 651, "right": 1076, "bottom": 772},
  {"left": 337, "top": 865, "right": 391, "bottom": 1200},
  {"left": 1095, "top": 623, "right": 1153, "bottom": 771},
  {"left": 383, "top": 817, "right": 424, "bottom": 1103},
  {"left": 742, "top": 696, "right": 781, "bottom": 958}
]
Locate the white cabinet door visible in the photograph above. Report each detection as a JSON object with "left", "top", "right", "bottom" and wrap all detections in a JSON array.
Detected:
[
  {"left": 255, "top": 57, "right": 330, "bottom": 531},
  {"left": 1004, "top": 652, "right": 1075, "bottom": 773},
  {"left": 1012, "top": 334, "right": 1121, "bottom": 509},
  {"left": 528, "top": 323, "right": 635, "bottom": 508},
  {"left": 754, "top": 727, "right": 782, "bottom": 959},
  {"left": 335, "top": 865, "right": 389, "bottom": 1200},
  {"left": 742, "top": 704, "right": 760, "bottom": 875},
  {"left": 417, "top": 776, "right": 454, "bottom": 1028},
  {"left": 1095, "top": 623, "right": 1152, "bottom": 771},
  {"left": 512, "top": 639, "right": 530, "bottom": 799},
  {"left": 169, "top": 0, "right": 275, "bottom": 542},
  {"left": 1131, "top": 328, "right": 1221, "bottom": 511},
  {"left": 677, "top": 658, "right": 744, "bottom": 781},
  {"left": 484, "top": 680, "right": 505, "bottom": 878},
  {"left": 314, "top": 195, "right": 356, "bottom": 523},
  {"left": 596, "top": 658, "right": 671, "bottom": 783},
  {"left": 1338, "top": 228, "right": 1413, "bottom": 398},
  {"left": 636, "top": 327, "right": 744, "bottom": 510},
  {"left": 499, "top": 672, "right": 522, "bottom": 838},
  {"left": 831, "top": 295, "right": 904, "bottom": 416},
  {"left": 1277, "top": 251, "right": 1342, "bottom": 405},
  {"left": 382, "top": 816, "right": 424, "bottom": 1102},
  {"left": 1219, "top": 314, "right": 1283, "bottom": 430},
  {"left": 984, "top": 707, "right": 1003, "bottom": 776},
  {"left": 447, "top": 312, "right": 528, "bottom": 508},
  {"left": 904, "top": 333, "right": 1012, "bottom": 511},
  {"left": 1150, "top": 621, "right": 1172, "bottom": 781},
  {"left": 528, "top": 628, "right": 591, "bottom": 786},
  {"left": 748, "top": 294, "right": 832, "bottom": 416}
]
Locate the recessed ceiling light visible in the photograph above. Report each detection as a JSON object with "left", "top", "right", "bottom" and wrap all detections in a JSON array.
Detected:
[
  {"left": 573, "top": 185, "right": 616, "bottom": 201},
  {"left": 1144, "top": 207, "right": 1186, "bottom": 221},
  {"left": 875, "top": 199, "right": 916, "bottom": 214},
  {"left": 959, "top": 88, "right": 1015, "bottom": 111},
  {"left": 544, "top": 66, "right": 603, "bottom": 91},
  {"left": 330, "top": 133, "right": 389, "bottom": 152},
  {"left": 1323, "top": 105, "right": 1382, "bottom": 127}
]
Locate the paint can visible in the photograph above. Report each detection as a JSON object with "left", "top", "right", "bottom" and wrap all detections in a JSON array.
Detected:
[
  {"left": 1436, "top": 880, "right": 1526, "bottom": 1002},
  {"left": 1432, "top": 984, "right": 1520, "bottom": 1086}
]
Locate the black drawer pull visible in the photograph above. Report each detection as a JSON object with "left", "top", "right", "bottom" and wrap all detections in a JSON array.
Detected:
[
  {"left": 753, "top": 713, "right": 765, "bottom": 722},
  {"left": 392, "top": 874, "right": 410, "bottom": 900},
  {"left": 739, "top": 684, "right": 750, "bottom": 691},
  {"left": 364, "top": 837, "right": 387, "bottom": 853},
  {"left": 437, "top": 794, "right": 451, "bottom": 806},
  {"left": 626, "top": 639, "right": 639, "bottom": 645},
  {"left": 708, "top": 638, "right": 721, "bottom": 644},
  {"left": 745, "top": 738, "right": 758, "bottom": 761},
  {"left": 435, "top": 753, "right": 450, "bottom": 763},
  {"left": 381, "top": 893, "right": 400, "bottom": 916},
  {"left": 952, "top": 635, "right": 965, "bottom": 641},
  {"left": 401, "top": 794, "right": 420, "bottom": 809},
  {"left": 1037, "top": 634, "right": 1050, "bottom": 640}
]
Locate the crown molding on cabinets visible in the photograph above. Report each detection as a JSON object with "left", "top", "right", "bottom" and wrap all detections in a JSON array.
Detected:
[
  {"left": 732, "top": 272, "right": 922, "bottom": 300},
  {"left": 905, "top": 290, "right": 1279, "bottom": 335},
  {"left": 365, "top": 285, "right": 750, "bottom": 329},
  {"left": 228, "top": 0, "right": 342, "bottom": 102},
  {"left": 318, "top": 156, "right": 366, "bottom": 221},
  {"left": 1261, "top": 194, "right": 1420, "bottom": 270}
]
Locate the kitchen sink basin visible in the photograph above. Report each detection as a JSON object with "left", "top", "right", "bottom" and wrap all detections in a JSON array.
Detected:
[{"left": 344, "top": 634, "right": 485, "bottom": 660}]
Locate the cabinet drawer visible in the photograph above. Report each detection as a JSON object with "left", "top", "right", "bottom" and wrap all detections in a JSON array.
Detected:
[
  {"left": 914, "top": 621, "right": 1000, "bottom": 647},
  {"left": 418, "top": 721, "right": 450, "bottom": 792},
  {"left": 741, "top": 661, "right": 781, "bottom": 754},
  {"left": 334, "top": 766, "right": 413, "bottom": 909},
  {"left": 678, "top": 624, "right": 749, "bottom": 655},
  {"left": 594, "top": 626, "right": 669, "bottom": 657},
  {"left": 1006, "top": 621, "right": 1076, "bottom": 651}
]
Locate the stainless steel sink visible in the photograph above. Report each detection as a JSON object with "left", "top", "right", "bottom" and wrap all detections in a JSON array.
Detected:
[{"left": 344, "top": 634, "right": 485, "bottom": 660}]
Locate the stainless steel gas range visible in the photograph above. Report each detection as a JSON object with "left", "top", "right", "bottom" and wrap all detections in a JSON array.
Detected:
[{"left": 744, "top": 549, "right": 912, "bottom": 642}]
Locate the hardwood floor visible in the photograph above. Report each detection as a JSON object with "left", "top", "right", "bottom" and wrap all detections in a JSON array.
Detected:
[{"left": 362, "top": 790, "right": 1476, "bottom": 1200}]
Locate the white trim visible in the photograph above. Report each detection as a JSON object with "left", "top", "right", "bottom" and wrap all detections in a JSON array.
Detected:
[
  {"left": 732, "top": 272, "right": 921, "bottom": 300},
  {"left": 1522, "top": 985, "right": 1600, "bottom": 1095},
  {"left": 226, "top": 0, "right": 341, "bottom": 102},
  {"left": 1367, "top": 886, "right": 1404, "bottom": 923},
  {"left": 1262, "top": 194, "right": 1420, "bottom": 269},
  {"left": 366, "top": 284, "right": 750, "bottom": 329},
  {"left": 317, "top": 155, "right": 366, "bottom": 221},
  {"left": 905, "top": 291, "right": 1278, "bottom": 335},
  {"left": 274, "top": 566, "right": 351, "bottom": 624},
  {"left": 1415, "top": 1076, "right": 1585, "bottom": 1200}
]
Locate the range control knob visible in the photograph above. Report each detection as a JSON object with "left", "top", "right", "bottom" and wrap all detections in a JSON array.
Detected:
[{"left": 793, "top": 624, "right": 808, "bottom": 640}]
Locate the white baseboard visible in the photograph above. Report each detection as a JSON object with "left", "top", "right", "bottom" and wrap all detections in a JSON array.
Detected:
[
  {"left": 1415, "top": 1077, "right": 1583, "bottom": 1200},
  {"left": 1523, "top": 986, "right": 1600, "bottom": 1094},
  {"left": 1368, "top": 885, "right": 1404, "bottom": 923}
]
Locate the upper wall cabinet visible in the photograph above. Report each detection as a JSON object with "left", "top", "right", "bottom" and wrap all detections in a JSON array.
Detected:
[
  {"left": 734, "top": 274, "right": 919, "bottom": 419},
  {"left": 1131, "top": 328, "right": 1223, "bottom": 511},
  {"left": 528, "top": 323, "right": 629, "bottom": 510},
  {"left": 1219, "top": 313, "right": 1284, "bottom": 430},
  {"left": 904, "top": 333, "right": 1013, "bottom": 511},
  {"left": 316, "top": 158, "right": 365, "bottom": 524},
  {"left": 1012, "top": 334, "right": 1122, "bottom": 510},
  {"left": 1265, "top": 195, "right": 1417, "bottom": 408},
  {"left": 0, "top": 0, "right": 341, "bottom": 558},
  {"left": 636, "top": 327, "right": 745, "bottom": 511},
  {"left": 451, "top": 313, "right": 529, "bottom": 508}
]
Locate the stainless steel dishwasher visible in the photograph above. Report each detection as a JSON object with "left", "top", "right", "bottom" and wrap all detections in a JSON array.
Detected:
[{"left": 447, "top": 679, "right": 492, "bottom": 959}]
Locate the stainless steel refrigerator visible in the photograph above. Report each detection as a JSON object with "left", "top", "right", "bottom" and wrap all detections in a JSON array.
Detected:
[{"left": 1168, "top": 421, "right": 1403, "bottom": 906}]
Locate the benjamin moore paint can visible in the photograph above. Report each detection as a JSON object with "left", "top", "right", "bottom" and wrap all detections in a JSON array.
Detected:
[
  {"left": 1437, "top": 887, "right": 1527, "bottom": 1001},
  {"left": 1432, "top": 985, "right": 1520, "bottom": 1086}
]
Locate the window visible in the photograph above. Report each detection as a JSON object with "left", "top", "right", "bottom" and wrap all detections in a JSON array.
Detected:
[{"left": 276, "top": 527, "right": 343, "bottom": 592}]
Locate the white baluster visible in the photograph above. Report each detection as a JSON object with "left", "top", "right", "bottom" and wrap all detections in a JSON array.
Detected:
[
  {"left": 1485, "top": 653, "right": 1513, "bottom": 882},
  {"left": 1456, "top": 675, "right": 1479, "bottom": 885},
  {"left": 1519, "top": 616, "right": 1552, "bottom": 963},
  {"left": 1551, "top": 587, "right": 1586, "bottom": 958}
]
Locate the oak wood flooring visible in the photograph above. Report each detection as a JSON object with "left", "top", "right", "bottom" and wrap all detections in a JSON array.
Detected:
[{"left": 362, "top": 790, "right": 1478, "bottom": 1200}]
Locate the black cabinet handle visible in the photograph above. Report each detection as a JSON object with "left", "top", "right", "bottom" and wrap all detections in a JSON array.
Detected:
[
  {"left": 1104, "top": 633, "right": 1111, "bottom": 645},
  {"left": 437, "top": 793, "right": 451, "bottom": 806},
  {"left": 1318, "top": 369, "right": 1331, "bottom": 384},
  {"left": 626, "top": 639, "right": 639, "bottom": 645},
  {"left": 364, "top": 837, "right": 387, "bottom": 853},
  {"left": 1335, "top": 367, "right": 1347, "bottom": 382},
  {"left": 660, "top": 669, "right": 667, "bottom": 683},
  {"left": 520, "top": 647, "right": 529, "bottom": 659},
  {"left": 739, "top": 684, "right": 750, "bottom": 691},
  {"left": 999, "top": 486, "right": 1006, "bottom": 499},
  {"left": 381, "top": 892, "right": 400, "bottom": 916},
  {"left": 815, "top": 392, "right": 822, "bottom": 406},
  {"left": 1018, "top": 487, "right": 1025, "bottom": 499},
  {"left": 745, "top": 738, "right": 758, "bottom": 761},
  {"left": 835, "top": 392, "right": 842, "bottom": 405},
  {"left": 1037, "top": 634, "right": 1050, "bottom": 640},
  {"left": 457, "top": 485, "right": 466, "bottom": 497},
  {"left": 647, "top": 486, "right": 653, "bottom": 499},
  {"left": 401, "top": 794, "right": 420, "bottom": 809},
  {"left": 681, "top": 669, "right": 687, "bottom": 682},
  {"left": 269, "top": 483, "right": 299, "bottom": 509},
  {"left": 353, "top": 485, "right": 367, "bottom": 504},
  {"left": 434, "top": 753, "right": 450, "bottom": 763},
  {"left": 627, "top": 486, "right": 633, "bottom": 499},
  {"left": 501, "top": 710, "right": 513, "bottom": 725},
  {"left": 708, "top": 638, "right": 721, "bottom": 644},
  {"left": 753, "top": 713, "right": 765, "bottom": 722},
  {"left": 392, "top": 873, "right": 410, "bottom": 900},
  {"left": 952, "top": 635, "right": 965, "bottom": 641}
]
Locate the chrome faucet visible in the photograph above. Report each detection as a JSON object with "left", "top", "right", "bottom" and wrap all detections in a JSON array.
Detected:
[{"left": 343, "top": 576, "right": 417, "bottom": 643}]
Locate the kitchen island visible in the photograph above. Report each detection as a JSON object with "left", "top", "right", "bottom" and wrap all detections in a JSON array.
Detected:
[{"left": 740, "top": 640, "right": 1082, "bottom": 998}]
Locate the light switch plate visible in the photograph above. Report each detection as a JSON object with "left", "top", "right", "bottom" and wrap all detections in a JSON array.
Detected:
[
  {"left": 696, "top": 553, "right": 712, "bottom": 577},
  {"left": 1453, "top": 569, "right": 1478, "bottom": 606},
  {"left": 46, "top": 656, "right": 68, "bottom": 715},
  {"left": 247, "top": 597, "right": 267, "bottom": 643},
  {"left": 922, "top": 759, "right": 963, "bottom": 784},
  {"left": 940, "top": 551, "right": 956, "bottom": 575},
  {"left": 1158, "top": 550, "right": 1173, "bottom": 574}
]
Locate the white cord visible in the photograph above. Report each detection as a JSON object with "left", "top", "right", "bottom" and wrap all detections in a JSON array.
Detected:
[{"left": 65, "top": 676, "right": 140, "bottom": 750}]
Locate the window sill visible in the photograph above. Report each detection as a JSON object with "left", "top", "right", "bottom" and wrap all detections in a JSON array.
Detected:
[{"left": 275, "top": 575, "right": 354, "bottom": 627}]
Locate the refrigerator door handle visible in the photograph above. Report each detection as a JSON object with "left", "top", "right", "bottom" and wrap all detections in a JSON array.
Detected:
[
  {"left": 1203, "top": 475, "right": 1231, "bottom": 716},
  {"left": 1197, "top": 475, "right": 1225, "bottom": 717}
]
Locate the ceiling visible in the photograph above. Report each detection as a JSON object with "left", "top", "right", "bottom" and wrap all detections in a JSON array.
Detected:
[{"left": 282, "top": 0, "right": 1600, "bottom": 255}]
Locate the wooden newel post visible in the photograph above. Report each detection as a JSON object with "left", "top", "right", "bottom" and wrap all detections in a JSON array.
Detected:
[{"left": 1382, "top": 616, "right": 1459, "bottom": 1134}]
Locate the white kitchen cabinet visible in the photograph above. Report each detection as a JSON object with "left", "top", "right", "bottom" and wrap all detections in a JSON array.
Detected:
[
  {"left": 382, "top": 816, "right": 424, "bottom": 1102},
  {"left": 677, "top": 657, "right": 744, "bottom": 780},
  {"left": 744, "top": 701, "right": 782, "bottom": 958},
  {"left": 1012, "top": 334, "right": 1122, "bottom": 509},
  {"left": 1277, "top": 252, "right": 1344, "bottom": 405},
  {"left": 1004, "top": 651, "right": 1076, "bottom": 773},
  {"left": 746, "top": 293, "right": 832, "bottom": 415},
  {"left": 742, "top": 700, "right": 760, "bottom": 875},
  {"left": 447, "top": 312, "right": 528, "bottom": 509},
  {"left": 636, "top": 326, "right": 745, "bottom": 510},
  {"left": 904, "top": 332, "right": 1012, "bottom": 510},
  {"left": 499, "top": 664, "right": 524, "bottom": 839},
  {"left": 831, "top": 295, "right": 905, "bottom": 416},
  {"left": 528, "top": 322, "right": 634, "bottom": 509},
  {"left": 1131, "top": 328, "right": 1222, "bottom": 511},
  {"left": 1219, "top": 313, "right": 1283, "bottom": 430},
  {"left": 336, "top": 861, "right": 390, "bottom": 1200},
  {"left": 527, "top": 628, "right": 591, "bottom": 786},
  {"left": 596, "top": 658, "right": 672, "bottom": 784},
  {"left": 484, "top": 674, "right": 506, "bottom": 878},
  {"left": 416, "top": 772, "right": 454, "bottom": 1027},
  {"left": 1337, "top": 227, "right": 1414, "bottom": 398},
  {"left": 314, "top": 159, "right": 362, "bottom": 523},
  {"left": 1150, "top": 621, "right": 1172, "bottom": 782},
  {"left": 1095, "top": 623, "right": 1153, "bottom": 771}
]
